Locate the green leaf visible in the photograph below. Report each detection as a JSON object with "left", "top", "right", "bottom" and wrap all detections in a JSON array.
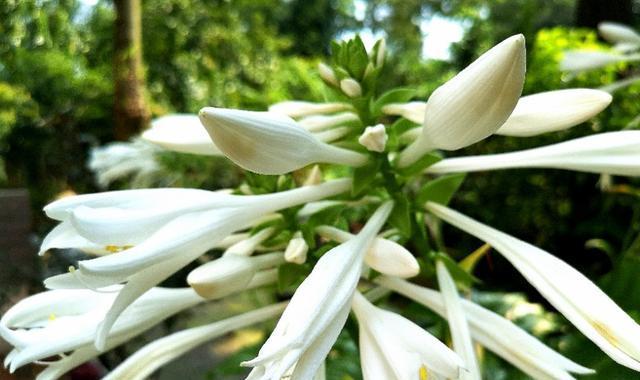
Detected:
[
  {"left": 389, "top": 195, "right": 412, "bottom": 237},
  {"left": 417, "top": 174, "right": 466, "bottom": 206},
  {"left": 434, "top": 252, "right": 480, "bottom": 291},
  {"left": 371, "top": 88, "right": 416, "bottom": 117},
  {"left": 396, "top": 152, "right": 442, "bottom": 177},
  {"left": 352, "top": 158, "right": 380, "bottom": 196},
  {"left": 386, "top": 118, "right": 419, "bottom": 152},
  {"left": 277, "top": 263, "right": 310, "bottom": 293},
  {"left": 347, "top": 35, "right": 369, "bottom": 80}
]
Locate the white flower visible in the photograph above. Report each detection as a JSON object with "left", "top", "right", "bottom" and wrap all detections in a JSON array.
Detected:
[
  {"left": 0, "top": 287, "right": 202, "bottom": 373},
  {"left": 425, "top": 201, "right": 640, "bottom": 371},
  {"left": 268, "top": 101, "right": 352, "bottom": 118},
  {"left": 382, "top": 101, "right": 426, "bottom": 124},
  {"left": 199, "top": 107, "right": 368, "bottom": 175},
  {"left": 315, "top": 225, "right": 419, "bottom": 278},
  {"left": 598, "top": 22, "right": 640, "bottom": 47},
  {"left": 103, "top": 302, "right": 288, "bottom": 380},
  {"left": 358, "top": 124, "right": 388, "bottom": 152},
  {"left": 318, "top": 62, "right": 338, "bottom": 87},
  {"left": 397, "top": 34, "right": 526, "bottom": 167},
  {"left": 141, "top": 114, "right": 222, "bottom": 156},
  {"left": 378, "top": 276, "right": 595, "bottom": 380},
  {"left": 241, "top": 202, "right": 393, "bottom": 380},
  {"left": 41, "top": 179, "right": 351, "bottom": 347},
  {"left": 496, "top": 89, "right": 612, "bottom": 137},
  {"left": 297, "top": 112, "right": 359, "bottom": 132},
  {"left": 436, "top": 261, "right": 480, "bottom": 380},
  {"left": 427, "top": 130, "right": 640, "bottom": 176},
  {"left": 87, "top": 139, "right": 160, "bottom": 188},
  {"left": 351, "top": 291, "right": 465, "bottom": 380},
  {"left": 560, "top": 51, "right": 630, "bottom": 72},
  {"left": 284, "top": 232, "right": 309, "bottom": 264},
  {"left": 340, "top": 78, "right": 362, "bottom": 98},
  {"left": 187, "top": 252, "right": 283, "bottom": 299}
]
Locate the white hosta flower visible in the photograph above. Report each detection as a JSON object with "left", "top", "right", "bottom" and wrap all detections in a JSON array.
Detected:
[
  {"left": 103, "top": 302, "right": 287, "bottom": 380},
  {"left": 378, "top": 276, "right": 595, "bottom": 380},
  {"left": 496, "top": 89, "right": 612, "bottom": 137},
  {"left": 0, "top": 287, "right": 202, "bottom": 373},
  {"left": 382, "top": 101, "right": 426, "bottom": 124},
  {"left": 316, "top": 225, "right": 419, "bottom": 278},
  {"left": 298, "top": 112, "right": 359, "bottom": 132},
  {"left": 313, "top": 126, "right": 351, "bottom": 144},
  {"left": 42, "top": 179, "right": 351, "bottom": 347},
  {"left": 268, "top": 101, "right": 352, "bottom": 118},
  {"left": 142, "top": 114, "right": 222, "bottom": 156},
  {"left": 222, "top": 226, "right": 275, "bottom": 256},
  {"left": 599, "top": 75, "right": 640, "bottom": 93},
  {"left": 598, "top": 22, "right": 640, "bottom": 47},
  {"left": 284, "top": 232, "right": 308, "bottom": 264},
  {"left": 187, "top": 252, "right": 284, "bottom": 299},
  {"left": 560, "top": 51, "right": 631, "bottom": 72},
  {"left": 358, "top": 124, "right": 388, "bottom": 152},
  {"left": 340, "top": 78, "right": 362, "bottom": 98},
  {"left": 318, "top": 62, "right": 339, "bottom": 87},
  {"left": 397, "top": 35, "right": 526, "bottom": 167},
  {"left": 427, "top": 131, "right": 640, "bottom": 176},
  {"left": 436, "top": 261, "right": 480, "bottom": 380},
  {"left": 87, "top": 139, "right": 160, "bottom": 188},
  {"left": 199, "top": 107, "right": 368, "bottom": 175},
  {"left": 351, "top": 291, "right": 465, "bottom": 380},
  {"left": 242, "top": 202, "right": 393, "bottom": 380},
  {"left": 426, "top": 202, "right": 640, "bottom": 371}
]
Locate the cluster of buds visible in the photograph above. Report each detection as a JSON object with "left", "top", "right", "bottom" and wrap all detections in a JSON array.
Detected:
[{"left": 3, "top": 32, "right": 640, "bottom": 380}]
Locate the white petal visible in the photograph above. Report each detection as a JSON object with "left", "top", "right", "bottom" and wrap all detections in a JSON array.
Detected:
[
  {"left": 199, "top": 107, "right": 367, "bottom": 174},
  {"left": 398, "top": 34, "right": 525, "bottom": 166},
  {"left": 142, "top": 114, "right": 222, "bottom": 156},
  {"left": 268, "top": 101, "right": 351, "bottom": 118},
  {"left": 496, "top": 89, "right": 612, "bottom": 137},
  {"left": 39, "top": 221, "right": 106, "bottom": 256},
  {"left": 381, "top": 102, "right": 426, "bottom": 124},
  {"left": 427, "top": 131, "right": 640, "bottom": 176},
  {"left": 560, "top": 51, "right": 628, "bottom": 72}
]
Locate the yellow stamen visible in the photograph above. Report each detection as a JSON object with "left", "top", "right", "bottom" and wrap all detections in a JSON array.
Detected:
[
  {"left": 48, "top": 313, "right": 56, "bottom": 321},
  {"left": 419, "top": 365, "right": 429, "bottom": 380},
  {"left": 104, "top": 244, "right": 134, "bottom": 253},
  {"left": 592, "top": 320, "right": 619, "bottom": 347}
]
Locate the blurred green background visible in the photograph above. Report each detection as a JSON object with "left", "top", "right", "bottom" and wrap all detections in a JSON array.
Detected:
[{"left": 1, "top": 0, "right": 640, "bottom": 379}]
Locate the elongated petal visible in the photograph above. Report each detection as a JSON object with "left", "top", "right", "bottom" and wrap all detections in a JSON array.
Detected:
[
  {"left": 496, "top": 89, "right": 612, "bottom": 137},
  {"left": 142, "top": 114, "right": 222, "bottom": 156},
  {"left": 398, "top": 34, "right": 525, "bottom": 166},
  {"left": 427, "top": 131, "right": 640, "bottom": 176},
  {"left": 599, "top": 22, "right": 640, "bottom": 46},
  {"left": 103, "top": 303, "right": 287, "bottom": 380},
  {"left": 298, "top": 112, "right": 359, "bottom": 132},
  {"left": 39, "top": 221, "right": 107, "bottom": 256},
  {"left": 426, "top": 202, "right": 640, "bottom": 371},
  {"left": 560, "top": 51, "right": 629, "bottom": 72},
  {"left": 378, "top": 277, "right": 594, "bottom": 380},
  {"left": 436, "top": 261, "right": 480, "bottom": 380},
  {"left": 381, "top": 102, "right": 426, "bottom": 124},
  {"left": 199, "top": 107, "right": 367, "bottom": 174}
]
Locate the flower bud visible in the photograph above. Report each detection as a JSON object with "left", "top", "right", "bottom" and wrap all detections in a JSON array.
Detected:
[
  {"left": 397, "top": 34, "right": 526, "bottom": 167},
  {"left": 318, "top": 62, "right": 338, "bottom": 87},
  {"left": 598, "top": 22, "right": 640, "bottom": 46},
  {"left": 298, "top": 112, "right": 359, "bottom": 132},
  {"left": 268, "top": 101, "right": 351, "bottom": 118},
  {"left": 376, "top": 38, "right": 386, "bottom": 67},
  {"left": 381, "top": 102, "right": 426, "bottom": 124},
  {"left": 358, "top": 124, "right": 388, "bottom": 152},
  {"left": 199, "top": 107, "right": 368, "bottom": 174},
  {"left": 142, "top": 114, "right": 222, "bottom": 156},
  {"left": 340, "top": 78, "right": 362, "bottom": 98},
  {"left": 496, "top": 89, "right": 612, "bottom": 137},
  {"left": 284, "top": 232, "right": 308, "bottom": 264},
  {"left": 187, "top": 255, "right": 256, "bottom": 299},
  {"left": 561, "top": 51, "right": 627, "bottom": 73}
]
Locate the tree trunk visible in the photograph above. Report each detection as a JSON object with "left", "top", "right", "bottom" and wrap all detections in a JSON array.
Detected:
[
  {"left": 113, "top": 0, "right": 148, "bottom": 140},
  {"left": 575, "top": 0, "right": 633, "bottom": 28}
]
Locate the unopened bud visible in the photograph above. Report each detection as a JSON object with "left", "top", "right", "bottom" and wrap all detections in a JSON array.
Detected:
[
  {"left": 284, "top": 232, "right": 308, "bottom": 264},
  {"left": 340, "top": 78, "right": 362, "bottom": 98},
  {"left": 318, "top": 62, "right": 339, "bottom": 87},
  {"left": 358, "top": 124, "right": 388, "bottom": 153}
]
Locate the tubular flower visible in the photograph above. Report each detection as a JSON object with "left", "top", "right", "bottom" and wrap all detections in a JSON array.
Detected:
[
  {"left": 351, "top": 291, "right": 465, "bottom": 380},
  {"left": 426, "top": 202, "right": 640, "bottom": 371},
  {"left": 427, "top": 131, "right": 640, "bottom": 176},
  {"left": 142, "top": 114, "right": 222, "bottom": 156},
  {"left": 199, "top": 107, "right": 368, "bottom": 174},
  {"left": 397, "top": 34, "right": 526, "bottom": 167},
  {"left": 241, "top": 202, "right": 393, "bottom": 380},
  {"left": 378, "top": 276, "right": 595, "bottom": 380}
]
